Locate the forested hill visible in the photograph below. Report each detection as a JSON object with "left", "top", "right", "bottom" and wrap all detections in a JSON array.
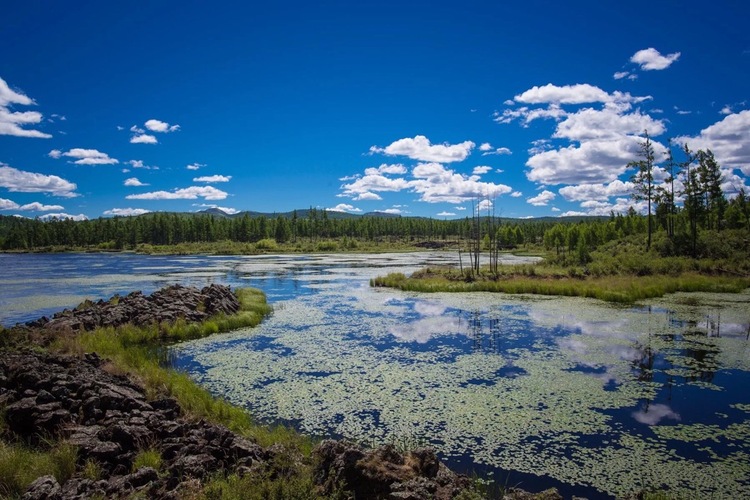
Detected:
[{"left": 0, "top": 209, "right": 605, "bottom": 250}]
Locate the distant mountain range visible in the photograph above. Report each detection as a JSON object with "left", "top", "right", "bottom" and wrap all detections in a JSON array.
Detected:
[{"left": 195, "top": 207, "right": 604, "bottom": 224}]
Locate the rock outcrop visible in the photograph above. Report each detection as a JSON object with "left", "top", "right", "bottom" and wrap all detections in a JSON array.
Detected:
[
  {"left": 1, "top": 350, "right": 478, "bottom": 499},
  {"left": 29, "top": 284, "right": 239, "bottom": 332}
]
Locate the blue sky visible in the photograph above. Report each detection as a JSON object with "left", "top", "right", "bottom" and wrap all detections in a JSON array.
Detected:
[{"left": 1, "top": 1, "right": 749, "bottom": 220}]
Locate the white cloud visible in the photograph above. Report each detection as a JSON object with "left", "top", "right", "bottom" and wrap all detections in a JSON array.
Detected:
[
  {"left": 354, "top": 192, "right": 382, "bottom": 201},
  {"left": 370, "top": 135, "right": 475, "bottom": 163},
  {"left": 0, "top": 76, "right": 52, "bottom": 138},
  {"left": 0, "top": 198, "right": 18, "bottom": 210},
  {"left": 20, "top": 201, "right": 65, "bottom": 211},
  {"left": 562, "top": 197, "right": 647, "bottom": 217},
  {"left": 103, "top": 208, "right": 151, "bottom": 216},
  {"left": 437, "top": 211, "right": 455, "bottom": 217},
  {"left": 381, "top": 208, "right": 403, "bottom": 215},
  {"left": 720, "top": 105, "right": 733, "bottom": 115},
  {"left": 630, "top": 48, "right": 681, "bottom": 71},
  {"left": 130, "top": 133, "right": 158, "bottom": 144},
  {"left": 484, "top": 146, "right": 512, "bottom": 156},
  {"left": 479, "top": 142, "right": 493, "bottom": 151},
  {"left": 632, "top": 403, "right": 680, "bottom": 425},
  {"left": 52, "top": 148, "right": 118, "bottom": 165},
  {"left": 494, "top": 104, "right": 567, "bottom": 126},
  {"left": 674, "top": 110, "right": 750, "bottom": 175},
  {"left": 410, "top": 162, "right": 512, "bottom": 203},
  {"left": 510, "top": 191, "right": 523, "bottom": 198},
  {"left": 340, "top": 161, "right": 512, "bottom": 204},
  {"left": 364, "top": 163, "right": 407, "bottom": 175},
  {"left": 527, "top": 190, "right": 556, "bottom": 206},
  {"left": 38, "top": 212, "right": 88, "bottom": 221},
  {"left": 124, "top": 177, "right": 148, "bottom": 187},
  {"left": 328, "top": 203, "right": 361, "bottom": 213},
  {"left": 526, "top": 138, "right": 648, "bottom": 185},
  {"left": 193, "top": 175, "right": 232, "bottom": 183},
  {"left": 126, "top": 186, "right": 228, "bottom": 201},
  {"left": 186, "top": 163, "right": 205, "bottom": 170},
  {"left": 477, "top": 199, "right": 493, "bottom": 211},
  {"left": 0, "top": 164, "right": 78, "bottom": 197},
  {"left": 472, "top": 166, "right": 492, "bottom": 175},
  {"left": 559, "top": 180, "right": 635, "bottom": 201},
  {"left": 514, "top": 83, "right": 612, "bottom": 105},
  {"left": 554, "top": 108, "right": 665, "bottom": 142},
  {"left": 551, "top": 207, "right": 560, "bottom": 212},
  {"left": 456, "top": 206, "right": 466, "bottom": 210},
  {"left": 144, "top": 119, "right": 180, "bottom": 133},
  {"left": 128, "top": 160, "right": 157, "bottom": 170},
  {"left": 613, "top": 71, "right": 630, "bottom": 80}
]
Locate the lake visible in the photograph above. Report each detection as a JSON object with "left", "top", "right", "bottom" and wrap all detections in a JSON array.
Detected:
[{"left": 2, "top": 252, "right": 749, "bottom": 499}]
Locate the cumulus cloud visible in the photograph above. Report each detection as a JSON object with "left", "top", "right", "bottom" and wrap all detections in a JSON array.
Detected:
[
  {"left": 340, "top": 161, "right": 512, "bottom": 204},
  {"left": 124, "top": 177, "right": 148, "bottom": 187},
  {"left": 472, "top": 166, "right": 493, "bottom": 175},
  {"left": 103, "top": 208, "right": 151, "bottom": 216},
  {"left": 0, "top": 164, "right": 78, "bottom": 197},
  {"left": 193, "top": 175, "right": 232, "bottom": 183},
  {"left": 370, "top": 135, "right": 475, "bottom": 163},
  {"left": 483, "top": 146, "right": 512, "bottom": 156},
  {"left": 381, "top": 208, "right": 403, "bottom": 215},
  {"left": 38, "top": 212, "right": 88, "bottom": 221},
  {"left": 559, "top": 180, "right": 635, "bottom": 201},
  {"left": 0, "top": 199, "right": 64, "bottom": 211},
  {"left": 527, "top": 190, "right": 556, "bottom": 206},
  {"left": 144, "top": 119, "right": 180, "bottom": 133},
  {"left": 437, "top": 211, "right": 455, "bottom": 217},
  {"left": 630, "top": 48, "right": 681, "bottom": 71},
  {"left": 186, "top": 163, "right": 205, "bottom": 170},
  {"left": 0, "top": 76, "right": 52, "bottom": 138},
  {"left": 561, "top": 197, "right": 647, "bottom": 217},
  {"left": 364, "top": 163, "right": 407, "bottom": 175},
  {"left": 126, "top": 186, "right": 228, "bottom": 201},
  {"left": 553, "top": 108, "right": 665, "bottom": 142},
  {"left": 526, "top": 138, "right": 647, "bottom": 185},
  {"left": 514, "top": 83, "right": 612, "bottom": 105},
  {"left": 353, "top": 192, "right": 382, "bottom": 201},
  {"left": 328, "top": 203, "right": 362, "bottom": 213},
  {"left": 479, "top": 143, "right": 493, "bottom": 151},
  {"left": 51, "top": 148, "right": 118, "bottom": 165},
  {"left": 613, "top": 71, "right": 630, "bottom": 80},
  {"left": 130, "top": 133, "right": 158, "bottom": 144},
  {"left": 673, "top": 110, "right": 750, "bottom": 174},
  {"left": 510, "top": 191, "right": 523, "bottom": 198}
]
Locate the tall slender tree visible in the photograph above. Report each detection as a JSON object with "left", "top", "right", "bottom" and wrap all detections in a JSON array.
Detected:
[{"left": 629, "top": 131, "right": 657, "bottom": 250}]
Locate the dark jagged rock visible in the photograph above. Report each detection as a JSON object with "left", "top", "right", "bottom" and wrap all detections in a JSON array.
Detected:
[
  {"left": 313, "top": 439, "right": 470, "bottom": 500},
  {"left": 35, "top": 284, "right": 240, "bottom": 333}
]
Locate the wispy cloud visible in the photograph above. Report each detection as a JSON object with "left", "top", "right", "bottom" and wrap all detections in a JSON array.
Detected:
[
  {"left": 0, "top": 76, "right": 52, "bottom": 138},
  {"left": 193, "top": 175, "right": 232, "bottom": 183},
  {"left": 328, "top": 203, "right": 362, "bottom": 213},
  {"left": 126, "top": 185, "right": 228, "bottom": 201},
  {"left": 186, "top": 163, "right": 205, "bottom": 170},
  {"left": 50, "top": 148, "right": 118, "bottom": 165},
  {"left": 0, "top": 163, "right": 78, "bottom": 197}
]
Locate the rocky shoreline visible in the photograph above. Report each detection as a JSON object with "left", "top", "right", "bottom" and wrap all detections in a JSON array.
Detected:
[{"left": 0, "top": 285, "right": 564, "bottom": 499}]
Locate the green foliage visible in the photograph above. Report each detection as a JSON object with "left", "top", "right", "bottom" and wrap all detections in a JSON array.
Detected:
[
  {"left": 132, "top": 448, "right": 162, "bottom": 472},
  {"left": 199, "top": 470, "right": 318, "bottom": 500},
  {"left": 0, "top": 440, "right": 77, "bottom": 498}
]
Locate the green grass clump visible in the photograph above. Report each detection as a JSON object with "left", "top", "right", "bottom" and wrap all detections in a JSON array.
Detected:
[
  {"left": 0, "top": 440, "right": 77, "bottom": 498},
  {"left": 132, "top": 448, "right": 162, "bottom": 472}
]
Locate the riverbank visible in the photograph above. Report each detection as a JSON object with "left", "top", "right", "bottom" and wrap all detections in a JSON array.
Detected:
[{"left": 0, "top": 285, "right": 477, "bottom": 499}]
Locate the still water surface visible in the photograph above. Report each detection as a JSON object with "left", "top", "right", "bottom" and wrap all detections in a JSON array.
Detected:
[{"left": 2, "top": 252, "right": 749, "bottom": 498}]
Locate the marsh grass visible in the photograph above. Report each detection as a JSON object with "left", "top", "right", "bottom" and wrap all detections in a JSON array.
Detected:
[
  {"left": 132, "top": 448, "right": 162, "bottom": 472},
  {"left": 372, "top": 271, "right": 750, "bottom": 304},
  {"left": 0, "top": 440, "right": 77, "bottom": 498}
]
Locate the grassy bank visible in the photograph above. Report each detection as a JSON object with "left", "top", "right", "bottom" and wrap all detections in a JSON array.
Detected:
[
  {"left": 1, "top": 287, "right": 320, "bottom": 498},
  {"left": 372, "top": 271, "right": 750, "bottom": 303},
  {"left": 371, "top": 237, "right": 750, "bottom": 303}
]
